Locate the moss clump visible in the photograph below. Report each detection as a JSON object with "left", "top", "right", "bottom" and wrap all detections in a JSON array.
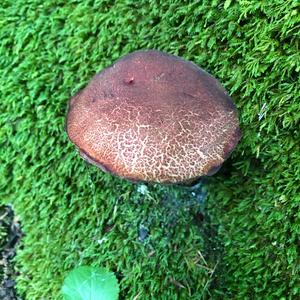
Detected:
[{"left": 0, "top": 0, "right": 299, "bottom": 299}]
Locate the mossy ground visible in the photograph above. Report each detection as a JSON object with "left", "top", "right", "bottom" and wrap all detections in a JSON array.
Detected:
[{"left": 0, "top": 0, "right": 299, "bottom": 299}]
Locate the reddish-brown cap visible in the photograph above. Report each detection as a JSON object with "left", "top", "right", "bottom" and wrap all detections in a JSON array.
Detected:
[{"left": 66, "top": 50, "right": 241, "bottom": 184}]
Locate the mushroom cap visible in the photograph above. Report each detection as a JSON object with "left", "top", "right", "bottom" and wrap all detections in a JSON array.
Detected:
[{"left": 66, "top": 50, "right": 241, "bottom": 184}]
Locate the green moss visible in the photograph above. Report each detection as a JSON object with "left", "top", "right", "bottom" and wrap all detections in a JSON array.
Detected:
[{"left": 0, "top": 0, "right": 299, "bottom": 299}]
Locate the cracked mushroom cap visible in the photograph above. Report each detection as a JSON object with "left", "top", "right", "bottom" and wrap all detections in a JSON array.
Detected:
[{"left": 66, "top": 50, "right": 241, "bottom": 184}]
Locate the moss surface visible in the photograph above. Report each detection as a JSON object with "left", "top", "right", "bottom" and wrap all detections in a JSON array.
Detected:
[{"left": 0, "top": 0, "right": 299, "bottom": 299}]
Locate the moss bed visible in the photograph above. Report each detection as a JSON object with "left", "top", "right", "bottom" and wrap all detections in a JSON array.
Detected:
[{"left": 0, "top": 0, "right": 299, "bottom": 299}]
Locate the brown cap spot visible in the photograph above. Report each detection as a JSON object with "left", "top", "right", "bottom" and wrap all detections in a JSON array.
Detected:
[{"left": 66, "top": 50, "right": 241, "bottom": 184}]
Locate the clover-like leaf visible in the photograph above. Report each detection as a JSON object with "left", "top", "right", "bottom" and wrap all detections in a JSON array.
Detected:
[{"left": 61, "top": 266, "right": 119, "bottom": 300}]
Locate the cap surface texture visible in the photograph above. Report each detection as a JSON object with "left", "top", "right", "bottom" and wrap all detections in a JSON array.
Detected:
[{"left": 66, "top": 50, "right": 241, "bottom": 183}]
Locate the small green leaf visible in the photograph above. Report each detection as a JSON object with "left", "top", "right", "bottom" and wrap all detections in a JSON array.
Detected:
[
  {"left": 61, "top": 266, "right": 119, "bottom": 300},
  {"left": 224, "top": 0, "right": 232, "bottom": 9}
]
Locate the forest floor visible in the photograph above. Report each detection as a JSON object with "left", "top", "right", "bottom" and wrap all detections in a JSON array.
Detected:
[{"left": 0, "top": 205, "right": 22, "bottom": 300}]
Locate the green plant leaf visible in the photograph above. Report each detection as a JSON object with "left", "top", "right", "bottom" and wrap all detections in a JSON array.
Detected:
[
  {"left": 224, "top": 0, "right": 232, "bottom": 9},
  {"left": 61, "top": 266, "right": 119, "bottom": 300}
]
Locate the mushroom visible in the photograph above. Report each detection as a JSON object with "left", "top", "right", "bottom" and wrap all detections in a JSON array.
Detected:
[{"left": 66, "top": 50, "right": 241, "bottom": 184}]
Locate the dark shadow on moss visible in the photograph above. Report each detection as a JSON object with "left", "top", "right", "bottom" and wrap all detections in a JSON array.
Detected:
[{"left": 0, "top": 205, "right": 22, "bottom": 300}]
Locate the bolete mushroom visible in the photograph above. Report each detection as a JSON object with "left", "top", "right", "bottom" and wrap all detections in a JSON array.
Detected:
[{"left": 66, "top": 50, "right": 241, "bottom": 184}]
